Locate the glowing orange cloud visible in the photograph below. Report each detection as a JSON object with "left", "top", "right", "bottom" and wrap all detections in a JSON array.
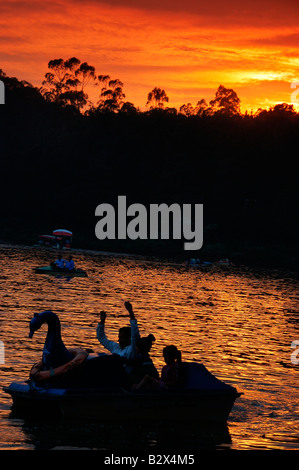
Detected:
[{"left": 1, "top": 0, "right": 299, "bottom": 112}]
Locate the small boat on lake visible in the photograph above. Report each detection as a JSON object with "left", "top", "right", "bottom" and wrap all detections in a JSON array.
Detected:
[
  {"left": 187, "top": 258, "right": 232, "bottom": 270},
  {"left": 187, "top": 259, "right": 213, "bottom": 268},
  {"left": 4, "top": 355, "right": 241, "bottom": 423},
  {"left": 34, "top": 266, "right": 88, "bottom": 277},
  {"left": 4, "top": 310, "right": 241, "bottom": 423},
  {"left": 216, "top": 259, "right": 232, "bottom": 268}
]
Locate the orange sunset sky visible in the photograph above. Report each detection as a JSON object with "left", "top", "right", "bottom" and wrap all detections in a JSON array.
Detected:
[{"left": 1, "top": 0, "right": 299, "bottom": 112}]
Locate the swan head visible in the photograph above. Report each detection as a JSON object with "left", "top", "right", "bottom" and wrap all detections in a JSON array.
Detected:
[
  {"left": 29, "top": 311, "right": 59, "bottom": 338},
  {"left": 29, "top": 312, "right": 44, "bottom": 338}
]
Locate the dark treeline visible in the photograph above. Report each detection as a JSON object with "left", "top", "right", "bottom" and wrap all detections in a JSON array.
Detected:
[{"left": 0, "top": 66, "right": 298, "bottom": 268}]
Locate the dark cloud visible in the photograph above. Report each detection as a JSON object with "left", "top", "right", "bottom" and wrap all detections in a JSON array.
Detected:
[
  {"left": 78, "top": 0, "right": 299, "bottom": 26},
  {"left": 0, "top": 0, "right": 65, "bottom": 15},
  {"left": 0, "top": 34, "right": 26, "bottom": 44},
  {"left": 3, "top": 1, "right": 299, "bottom": 28}
]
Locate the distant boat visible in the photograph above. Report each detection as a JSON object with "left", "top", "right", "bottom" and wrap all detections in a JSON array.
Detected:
[
  {"left": 187, "top": 259, "right": 232, "bottom": 269},
  {"left": 217, "top": 259, "right": 232, "bottom": 268},
  {"left": 52, "top": 229, "right": 73, "bottom": 238},
  {"left": 187, "top": 260, "right": 213, "bottom": 268},
  {"left": 35, "top": 266, "right": 88, "bottom": 277},
  {"left": 52, "top": 229, "right": 73, "bottom": 249},
  {"left": 36, "top": 229, "right": 73, "bottom": 249},
  {"left": 37, "top": 235, "right": 63, "bottom": 248}
]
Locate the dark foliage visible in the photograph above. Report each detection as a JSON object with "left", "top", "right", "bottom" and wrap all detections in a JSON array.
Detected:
[{"left": 0, "top": 70, "right": 298, "bottom": 267}]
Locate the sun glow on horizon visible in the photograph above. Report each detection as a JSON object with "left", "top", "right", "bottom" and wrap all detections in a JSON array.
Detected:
[{"left": 1, "top": 0, "right": 299, "bottom": 113}]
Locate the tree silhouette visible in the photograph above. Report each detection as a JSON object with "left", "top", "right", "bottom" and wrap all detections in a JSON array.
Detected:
[
  {"left": 76, "top": 62, "right": 96, "bottom": 90},
  {"left": 179, "top": 99, "right": 214, "bottom": 117},
  {"left": 120, "top": 101, "right": 139, "bottom": 114},
  {"left": 97, "top": 75, "right": 126, "bottom": 112},
  {"left": 195, "top": 99, "right": 213, "bottom": 117},
  {"left": 41, "top": 57, "right": 95, "bottom": 110},
  {"left": 146, "top": 87, "right": 169, "bottom": 109},
  {"left": 179, "top": 103, "right": 195, "bottom": 116},
  {"left": 210, "top": 85, "right": 241, "bottom": 116},
  {"left": 256, "top": 102, "right": 297, "bottom": 118},
  {"left": 1, "top": 67, "right": 299, "bottom": 268}
]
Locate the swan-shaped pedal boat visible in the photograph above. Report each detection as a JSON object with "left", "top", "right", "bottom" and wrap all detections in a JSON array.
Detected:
[{"left": 4, "top": 311, "right": 242, "bottom": 423}]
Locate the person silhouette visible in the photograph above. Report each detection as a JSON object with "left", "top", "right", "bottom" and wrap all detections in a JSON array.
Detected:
[{"left": 96, "top": 301, "right": 140, "bottom": 360}]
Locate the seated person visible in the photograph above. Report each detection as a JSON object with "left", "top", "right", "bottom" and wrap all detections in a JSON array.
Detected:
[
  {"left": 160, "top": 345, "right": 182, "bottom": 387},
  {"left": 133, "top": 344, "right": 182, "bottom": 390},
  {"left": 29, "top": 348, "right": 88, "bottom": 383},
  {"left": 125, "top": 334, "right": 159, "bottom": 384},
  {"left": 65, "top": 255, "right": 75, "bottom": 271},
  {"left": 51, "top": 254, "right": 66, "bottom": 270},
  {"left": 96, "top": 302, "right": 140, "bottom": 361}
]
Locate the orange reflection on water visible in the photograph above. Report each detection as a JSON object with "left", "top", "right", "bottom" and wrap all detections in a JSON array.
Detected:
[{"left": 0, "top": 245, "right": 298, "bottom": 449}]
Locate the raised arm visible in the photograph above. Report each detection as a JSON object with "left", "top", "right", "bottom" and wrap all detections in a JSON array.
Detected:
[
  {"left": 124, "top": 301, "right": 140, "bottom": 358},
  {"left": 96, "top": 311, "right": 122, "bottom": 354},
  {"left": 124, "top": 301, "right": 135, "bottom": 320}
]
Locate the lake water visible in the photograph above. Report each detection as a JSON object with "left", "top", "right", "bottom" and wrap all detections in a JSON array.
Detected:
[{"left": 0, "top": 245, "right": 298, "bottom": 451}]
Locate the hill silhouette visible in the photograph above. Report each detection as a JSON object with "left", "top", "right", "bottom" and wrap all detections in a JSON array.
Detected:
[{"left": 0, "top": 69, "right": 298, "bottom": 268}]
